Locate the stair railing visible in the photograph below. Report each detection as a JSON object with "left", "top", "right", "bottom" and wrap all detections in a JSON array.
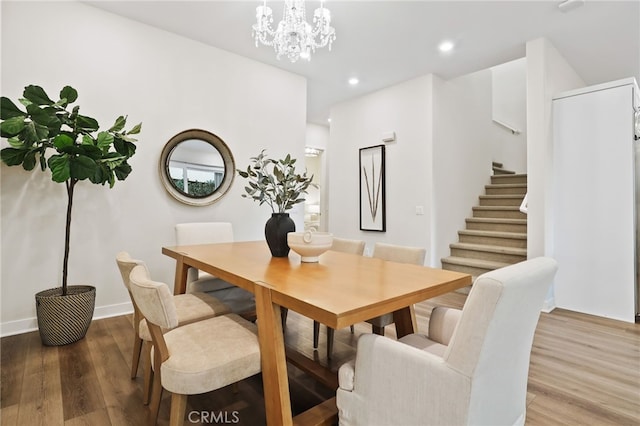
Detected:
[
  {"left": 493, "top": 119, "right": 521, "bottom": 135},
  {"left": 519, "top": 193, "right": 528, "bottom": 214}
]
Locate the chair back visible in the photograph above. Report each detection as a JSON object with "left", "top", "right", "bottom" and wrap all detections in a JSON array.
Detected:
[
  {"left": 445, "top": 257, "right": 558, "bottom": 425},
  {"left": 331, "top": 237, "right": 365, "bottom": 255},
  {"left": 129, "top": 264, "right": 179, "bottom": 331},
  {"left": 372, "top": 242, "right": 426, "bottom": 265},
  {"left": 115, "top": 251, "right": 148, "bottom": 291},
  {"left": 175, "top": 222, "right": 234, "bottom": 246}
]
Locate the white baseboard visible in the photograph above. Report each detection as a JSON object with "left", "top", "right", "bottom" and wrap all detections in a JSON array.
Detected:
[
  {"left": 0, "top": 301, "right": 134, "bottom": 338},
  {"left": 541, "top": 297, "right": 556, "bottom": 313}
]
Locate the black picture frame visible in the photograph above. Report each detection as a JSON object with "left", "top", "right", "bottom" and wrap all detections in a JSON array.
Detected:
[{"left": 359, "top": 145, "right": 386, "bottom": 231}]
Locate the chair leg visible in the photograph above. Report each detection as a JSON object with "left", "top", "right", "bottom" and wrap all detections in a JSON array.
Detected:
[
  {"left": 131, "top": 336, "right": 143, "bottom": 379},
  {"left": 372, "top": 325, "right": 385, "bottom": 336},
  {"left": 281, "top": 307, "right": 289, "bottom": 329},
  {"left": 326, "top": 327, "right": 335, "bottom": 359},
  {"left": 170, "top": 393, "right": 188, "bottom": 426},
  {"left": 313, "top": 320, "right": 320, "bottom": 348},
  {"left": 142, "top": 341, "right": 153, "bottom": 405},
  {"left": 149, "top": 366, "right": 163, "bottom": 425}
]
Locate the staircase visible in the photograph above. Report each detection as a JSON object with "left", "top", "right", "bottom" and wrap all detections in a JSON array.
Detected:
[{"left": 441, "top": 162, "right": 527, "bottom": 278}]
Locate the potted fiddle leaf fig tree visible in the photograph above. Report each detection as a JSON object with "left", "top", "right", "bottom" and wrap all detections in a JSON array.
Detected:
[
  {"left": 0, "top": 84, "right": 141, "bottom": 346},
  {"left": 237, "top": 149, "right": 314, "bottom": 257}
]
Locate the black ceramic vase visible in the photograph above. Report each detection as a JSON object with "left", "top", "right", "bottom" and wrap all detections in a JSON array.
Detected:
[{"left": 265, "top": 213, "right": 295, "bottom": 257}]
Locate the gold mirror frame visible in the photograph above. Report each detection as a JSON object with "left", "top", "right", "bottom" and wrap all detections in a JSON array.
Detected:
[{"left": 159, "top": 129, "right": 235, "bottom": 206}]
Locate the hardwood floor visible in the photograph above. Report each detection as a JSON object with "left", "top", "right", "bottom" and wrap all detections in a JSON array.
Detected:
[{"left": 1, "top": 291, "right": 639, "bottom": 425}]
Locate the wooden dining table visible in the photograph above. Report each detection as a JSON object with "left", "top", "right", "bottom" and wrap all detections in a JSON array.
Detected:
[{"left": 162, "top": 240, "right": 471, "bottom": 426}]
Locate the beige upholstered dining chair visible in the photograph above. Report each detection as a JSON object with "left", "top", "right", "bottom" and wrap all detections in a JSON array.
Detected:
[
  {"left": 115, "top": 252, "right": 230, "bottom": 404},
  {"left": 128, "top": 264, "right": 262, "bottom": 426},
  {"left": 175, "top": 222, "right": 256, "bottom": 319},
  {"left": 313, "top": 237, "right": 366, "bottom": 358},
  {"left": 336, "top": 257, "right": 558, "bottom": 426},
  {"left": 365, "top": 242, "right": 427, "bottom": 335}
]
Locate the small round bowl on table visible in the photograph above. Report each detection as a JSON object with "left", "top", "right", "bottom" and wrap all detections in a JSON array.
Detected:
[{"left": 287, "top": 231, "right": 334, "bottom": 262}]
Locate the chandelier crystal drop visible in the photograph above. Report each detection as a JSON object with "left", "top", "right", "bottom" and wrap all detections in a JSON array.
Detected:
[{"left": 252, "top": 0, "right": 336, "bottom": 63}]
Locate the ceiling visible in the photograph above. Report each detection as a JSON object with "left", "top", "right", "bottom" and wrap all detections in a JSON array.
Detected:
[{"left": 85, "top": 1, "right": 640, "bottom": 125}]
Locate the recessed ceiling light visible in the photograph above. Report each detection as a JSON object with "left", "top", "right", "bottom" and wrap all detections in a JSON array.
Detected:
[
  {"left": 348, "top": 77, "right": 359, "bottom": 85},
  {"left": 438, "top": 40, "right": 455, "bottom": 53}
]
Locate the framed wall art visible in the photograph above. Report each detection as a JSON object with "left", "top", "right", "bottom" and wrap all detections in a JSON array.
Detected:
[{"left": 359, "top": 144, "right": 386, "bottom": 231}]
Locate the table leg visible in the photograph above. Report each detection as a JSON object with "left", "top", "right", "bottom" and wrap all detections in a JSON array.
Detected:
[
  {"left": 393, "top": 305, "right": 417, "bottom": 338},
  {"left": 173, "top": 257, "right": 189, "bottom": 295},
  {"left": 255, "top": 285, "right": 293, "bottom": 426}
]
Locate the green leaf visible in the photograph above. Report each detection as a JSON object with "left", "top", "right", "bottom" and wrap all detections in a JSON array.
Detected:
[
  {"left": 1, "top": 97, "right": 26, "bottom": 119},
  {"left": 82, "top": 135, "right": 95, "bottom": 146},
  {"left": 58, "top": 145, "right": 85, "bottom": 156},
  {"left": 23, "top": 85, "right": 54, "bottom": 106},
  {"left": 26, "top": 104, "right": 60, "bottom": 128},
  {"left": 126, "top": 122, "right": 142, "bottom": 135},
  {"left": 79, "top": 144, "right": 103, "bottom": 160},
  {"left": 109, "top": 115, "right": 126, "bottom": 133},
  {"left": 113, "top": 138, "right": 136, "bottom": 157},
  {"left": 59, "top": 86, "right": 78, "bottom": 104},
  {"left": 48, "top": 154, "right": 71, "bottom": 182},
  {"left": 0, "top": 116, "right": 26, "bottom": 137},
  {"left": 70, "top": 155, "right": 97, "bottom": 180},
  {"left": 76, "top": 114, "right": 99, "bottom": 131},
  {"left": 96, "top": 131, "right": 114, "bottom": 151},
  {"left": 21, "top": 121, "right": 49, "bottom": 144},
  {"left": 114, "top": 162, "right": 132, "bottom": 181},
  {"left": 53, "top": 134, "right": 74, "bottom": 150},
  {"left": 1, "top": 147, "right": 28, "bottom": 166},
  {"left": 7, "top": 137, "right": 24, "bottom": 148},
  {"left": 22, "top": 150, "right": 37, "bottom": 171},
  {"left": 118, "top": 134, "right": 138, "bottom": 143},
  {"left": 89, "top": 165, "right": 109, "bottom": 185},
  {"left": 99, "top": 152, "right": 126, "bottom": 169}
]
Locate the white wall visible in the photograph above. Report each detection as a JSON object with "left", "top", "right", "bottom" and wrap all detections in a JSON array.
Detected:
[
  {"left": 328, "top": 66, "right": 518, "bottom": 265},
  {"left": 0, "top": 1, "right": 307, "bottom": 335},
  {"left": 328, "top": 75, "right": 433, "bottom": 257},
  {"left": 431, "top": 70, "right": 495, "bottom": 266},
  {"left": 491, "top": 58, "right": 528, "bottom": 173},
  {"left": 526, "top": 37, "right": 585, "bottom": 311}
]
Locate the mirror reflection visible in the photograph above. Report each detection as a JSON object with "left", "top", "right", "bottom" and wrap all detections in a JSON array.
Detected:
[
  {"left": 159, "top": 129, "right": 235, "bottom": 206},
  {"left": 168, "top": 139, "right": 224, "bottom": 197}
]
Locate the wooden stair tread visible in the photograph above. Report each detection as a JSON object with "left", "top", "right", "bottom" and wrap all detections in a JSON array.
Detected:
[
  {"left": 459, "top": 229, "right": 527, "bottom": 239},
  {"left": 491, "top": 173, "right": 527, "bottom": 180},
  {"left": 479, "top": 194, "right": 525, "bottom": 199},
  {"left": 441, "top": 256, "right": 511, "bottom": 269},
  {"left": 449, "top": 242, "right": 527, "bottom": 255},
  {"left": 472, "top": 206, "right": 523, "bottom": 211},
  {"left": 485, "top": 183, "right": 527, "bottom": 188},
  {"left": 466, "top": 217, "right": 527, "bottom": 224}
]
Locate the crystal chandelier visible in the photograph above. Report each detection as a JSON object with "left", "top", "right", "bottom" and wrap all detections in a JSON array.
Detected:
[{"left": 252, "top": 0, "right": 336, "bottom": 62}]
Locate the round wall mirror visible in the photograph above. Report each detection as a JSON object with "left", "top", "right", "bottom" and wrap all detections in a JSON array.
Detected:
[{"left": 159, "top": 129, "right": 235, "bottom": 206}]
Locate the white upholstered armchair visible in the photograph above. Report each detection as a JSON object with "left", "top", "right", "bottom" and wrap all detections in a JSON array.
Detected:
[{"left": 336, "top": 257, "right": 558, "bottom": 426}]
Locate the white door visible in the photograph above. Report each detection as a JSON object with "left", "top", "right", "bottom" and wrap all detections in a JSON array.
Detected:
[{"left": 552, "top": 81, "right": 637, "bottom": 323}]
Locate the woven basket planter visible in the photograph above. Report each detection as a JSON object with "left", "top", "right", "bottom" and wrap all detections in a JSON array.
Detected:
[{"left": 35, "top": 285, "right": 96, "bottom": 346}]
